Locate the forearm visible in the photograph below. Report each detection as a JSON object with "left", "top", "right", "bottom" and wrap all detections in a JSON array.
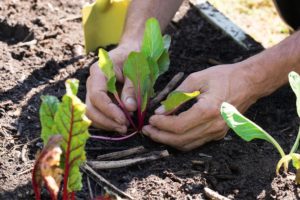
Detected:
[
  {"left": 119, "top": 0, "right": 184, "bottom": 46},
  {"left": 242, "top": 31, "right": 300, "bottom": 99}
]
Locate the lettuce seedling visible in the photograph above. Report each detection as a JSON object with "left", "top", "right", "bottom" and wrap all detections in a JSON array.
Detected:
[
  {"left": 33, "top": 79, "right": 91, "bottom": 200},
  {"left": 220, "top": 71, "right": 300, "bottom": 184}
]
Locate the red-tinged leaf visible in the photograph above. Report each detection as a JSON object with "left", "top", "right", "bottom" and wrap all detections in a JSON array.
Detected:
[
  {"left": 32, "top": 135, "right": 63, "bottom": 200},
  {"left": 51, "top": 79, "right": 91, "bottom": 198}
]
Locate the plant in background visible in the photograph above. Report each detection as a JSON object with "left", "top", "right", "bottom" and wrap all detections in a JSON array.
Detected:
[
  {"left": 221, "top": 71, "right": 300, "bottom": 184},
  {"left": 93, "top": 17, "right": 200, "bottom": 140},
  {"left": 32, "top": 79, "right": 91, "bottom": 200}
]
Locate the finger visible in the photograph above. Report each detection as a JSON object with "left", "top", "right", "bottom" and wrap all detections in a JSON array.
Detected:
[
  {"left": 121, "top": 78, "right": 137, "bottom": 112},
  {"left": 87, "top": 75, "right": 127, "bottom": 125},
  {"left": 144, "top": 118, "right": 214, "bottom": 146},
  {"left": 86, "top": 96, "right": 127, "bottom": 133},
  {"left": 150, "top": 97, "right": 219, "bottom": 134},
  {"left": 182, "top": 129, "right": 227, "bottom": 151},
  {"left": 142, "top": 125, "right": 182, "bottom": 147}
]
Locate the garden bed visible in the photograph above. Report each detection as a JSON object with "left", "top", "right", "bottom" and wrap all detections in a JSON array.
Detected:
[{"left": 1, "top": 0, "right": 299, "bottom": 199}]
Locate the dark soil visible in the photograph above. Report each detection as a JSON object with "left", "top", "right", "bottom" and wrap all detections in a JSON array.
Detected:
[{"left": 1, "top": 0, "right": 299, "bottom": 199}]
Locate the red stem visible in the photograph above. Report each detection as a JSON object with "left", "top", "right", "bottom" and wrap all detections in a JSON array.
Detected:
[
  {"left": 90, "top": 131, "right": 138, "bottom": 141},
  {"left": 63, "top": 106, "right": 74, "bottom": 200},
  {"left": 114, "top": 93, "right": 137, "bottom": 130}
]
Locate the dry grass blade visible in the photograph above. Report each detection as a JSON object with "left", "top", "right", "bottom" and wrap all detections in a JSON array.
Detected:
[
  {"left": 89, "top": 150, "right": 169, "bottom": 170},
  {"left": 96, "top": 146, "right": 147, "bottom": 160}
]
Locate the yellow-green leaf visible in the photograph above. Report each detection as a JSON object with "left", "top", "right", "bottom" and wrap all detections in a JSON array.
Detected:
[
  {"left": 40, "top": 95, "right": 60, "bottom": 144},
  {"left": 289, "top": 71, "right": 300, "bottom": 117},
  {"left": 52, "top": 79, "right": 91, "bottom": 192},
  {"left": 98, "top": 48, "right": 117, "bottom": 94},
  {"left": 161, "top": 91, "right": 200, "bottom": 112}
]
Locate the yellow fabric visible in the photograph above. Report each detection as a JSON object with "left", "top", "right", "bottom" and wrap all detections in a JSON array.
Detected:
[{"left": 82, "top": 0, "right": 131, "bottom": 54}]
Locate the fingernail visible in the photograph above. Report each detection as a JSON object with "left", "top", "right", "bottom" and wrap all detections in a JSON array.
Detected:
[
  {"left": 116, "top": 126, "right": 127, "bottom": 134},
  {"left": 155, "top": 106, "right": 165, "bottom": 114},
  {"left": 142, "top": 127, "right": 149, "bottom": 136},
  {"left": 126, "top": 97, "right": 136, "bottom": 107}
]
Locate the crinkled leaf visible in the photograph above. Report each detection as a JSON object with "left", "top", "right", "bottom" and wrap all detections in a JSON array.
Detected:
[
  {"left": 292, "top": 154, "right": 300, "bottom": 169},
  {"left": 157, "top": 49, "right": 170, "bottom": 75},
  {"left": 161, "top": 91, "right": 200, "bottom": 112},
  {"left": 98, "top": 48, "right": 117, "bottom": 94},
  {"left": 163, "top": 35, "right": 171, "bottom": 50},
  {"left": 141, "top": 18, "right": 164, "bottom": 61},
  {"left": 123, "top": 52, "right": 150, "bottom": 111},
  {"left": 220, "top": 102, "right": 285, "bottom": 157},
  {"left": 40, "top": 95, "right": 60, "bottom": 144},
  {"left": 32, "top": 135, "right": 63, "bottom": 200},
  {"left": 52, "top": 79, "right": 91, "bottom": 192}
]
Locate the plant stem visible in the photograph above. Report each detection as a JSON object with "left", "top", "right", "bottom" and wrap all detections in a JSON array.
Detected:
[
  {"left": 114, "top": 93, "right": 137, "bottom": 130},
  {"left": 32, "top": 168, "right": 41, "bottom": 200},
  {"left": 290, "top": 127, "right": 300, "bottom": 153},
  {"left": 63, "top": 106, "right": 74, "bottom": 200},
  {"left": 137, "top": 84, "right": 143, "bottom": 131},
  {"left": 90, "top": 131, "right": 138, "bottom": 141}
]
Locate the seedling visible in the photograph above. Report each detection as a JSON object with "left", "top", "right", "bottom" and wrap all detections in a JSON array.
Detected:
[
  {"left": 93, "top": 18, "right": 200, "bottom": 140},
  {"left": 32, "top": 79, "right": 91, "bottom": 200},
  {"left": 221, "top": 71, "right": 300, "bottom": 183}
]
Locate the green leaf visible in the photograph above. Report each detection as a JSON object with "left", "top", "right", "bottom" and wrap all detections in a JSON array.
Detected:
[
  {"left": 141, "top": 18, "right": 164, "bottom": 61},
  {"left": 40, "top": 95, "right": 60, "bottom": 144},
  {"left": 163, "top": 35, "right": 171, "bottom": 50},
  {"left": 289, "top": 71, "right": 300, "bottom": 117},
  {"left": 147, "top": 57, "right": 159, "bottom": 97},
  {"left": 98, "top": 48, "right": 117, "bottom": 94},
  {"left": 52, "top": 79, "right": 91, "bottom": 192},
  {"left": 123, "top": 52, "right": 150, "bottom": 112},
  {"left": 291, "top": 153, "right": 300, "bottom": 169},
  {"left": 161, "top": 91, "right": 200, "bottom": 112},
  {"left": 220, "top": 102, "right": 285, "bottom": 157},
  {"left": 157, "top": 49, "right": 170, "bottom": 75}
]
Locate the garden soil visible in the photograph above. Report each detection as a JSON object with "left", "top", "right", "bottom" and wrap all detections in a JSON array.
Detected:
[{"left": 1, "top": 0, "right": 299, "bottom": 199}]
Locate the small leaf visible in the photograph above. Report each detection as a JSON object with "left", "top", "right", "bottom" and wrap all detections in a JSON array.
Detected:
[
  {"left": 123, "top": 52, "right": 151, "bottom": 112},
  {"left": 141, "top": 18, "right": 164, "bottom": 61},
  {"left": 98, "top": 48, "right": 117, "bottom": 94},
  {"left": 291, "top": 153, "right": 300, "bottom": 169},
  {"left": 32, "top": 135, "right": 63, "bottom": 200},
  {"left": 163, "top": 35, "right": 171, "bottom": 50},
  {"left": 40, "top": 95, "right": 60, "bottom": 144},
  {"left": 157, "top": 49, "right": 170, "bottom": 75},
  {"left": 52, "top": 79, "right": 91, "bottom": 193},
  {"left": 66, "top": 79, "right": 79, "bottom": 96},
  {"left": 161, "top": 91, "right": 200, "bottom": 112},
  {"left": 220, "top": 102, "right": 285, "bottom": 157}
]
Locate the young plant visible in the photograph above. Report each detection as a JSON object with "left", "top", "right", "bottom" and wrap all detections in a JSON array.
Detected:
[
  {"left": 94, "top": 18, "right": 200, "bottom": 140},
  {"left": 33, "top": 79, "right": 91, "bottom": 200},
  {"left": 220, "top": 71, "right": 300, "bottom": 184}
]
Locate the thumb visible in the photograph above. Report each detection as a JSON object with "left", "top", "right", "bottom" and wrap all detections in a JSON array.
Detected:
[{"left": 121, "top": 78, "right": 137, "bottom": 112}]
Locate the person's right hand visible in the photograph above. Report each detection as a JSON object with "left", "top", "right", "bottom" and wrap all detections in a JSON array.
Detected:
[{"left": 86, "top": 44, "right": 139, "bottom": 134}]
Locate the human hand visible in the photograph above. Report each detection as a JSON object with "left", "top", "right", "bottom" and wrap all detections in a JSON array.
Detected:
[
  {"left": 143, "top": 64, "right": 259, "bottom": 151},
  {"left": 86, "top": 44, "right": 139, "bottom": 133}
]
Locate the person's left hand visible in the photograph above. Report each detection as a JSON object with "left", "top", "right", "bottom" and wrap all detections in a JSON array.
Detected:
[{"left": 142, "top": 64, "right": 259, "bottom": 151}]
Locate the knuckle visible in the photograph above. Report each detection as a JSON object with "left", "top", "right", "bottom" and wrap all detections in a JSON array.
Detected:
[
  {"left": 187, "top": 73, "right": 198, "bottom": 82},
  {"left": 173, "top": 123, "right": 187, "bottom": 134},
  {"left": 89, "top": 62, "right": 99, "bottom": 74}
]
